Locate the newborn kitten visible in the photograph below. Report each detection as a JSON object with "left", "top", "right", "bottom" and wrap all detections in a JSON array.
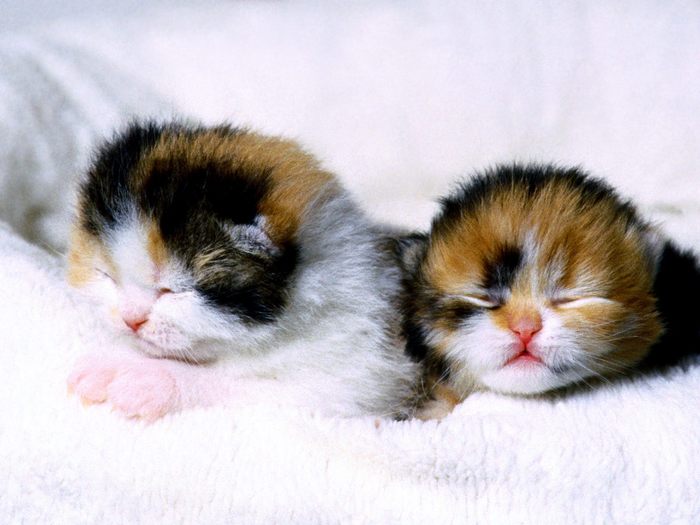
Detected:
[
  {"left": 66, "top": 121, "right": 417, "bottom": 420},
  {"left": 402, "top": 164, "right": 700, "bottom": 419}
]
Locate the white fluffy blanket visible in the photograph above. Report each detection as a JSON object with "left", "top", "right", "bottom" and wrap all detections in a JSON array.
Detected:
[{"left": 2, "top": 2, "right": 700, "bottom": 523}]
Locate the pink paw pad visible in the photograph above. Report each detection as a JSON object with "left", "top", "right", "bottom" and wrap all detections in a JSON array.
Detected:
[
  {"left": 107, "top": 365, "right": 178, "bottom": 421},
  {"left": 67, "top": 356, "right": 118, "bottom": 404},
  {"left": 68, "top": 355, "right": 179, "bottom": 422}
]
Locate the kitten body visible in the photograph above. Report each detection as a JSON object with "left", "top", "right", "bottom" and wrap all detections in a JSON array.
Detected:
[
  {"left": 67, "top": 122, "right": 417, "bottom": 420},
  {"left": 403, "top": 164, "right": 700, "bottom": 418}
]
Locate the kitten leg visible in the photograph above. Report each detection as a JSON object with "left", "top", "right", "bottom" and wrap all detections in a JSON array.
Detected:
[
  {"left": 68, "top": 351, "right": 295, "bottom": 421},
  {"left": 415, "top": 384, "right": 460, "bottom": 421}
]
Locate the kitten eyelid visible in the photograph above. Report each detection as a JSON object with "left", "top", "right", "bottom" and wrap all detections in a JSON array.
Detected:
[
  {"left": 552, "top": 296, "right": 616, "bottom": 309},
  {"left": 156, "top": 281, "right": 193, "bottom": 296},
  {"left": 94, "top": 268, "right": 115, "bottom": 282},
  {"left": 448, "top": 294, "right": 499, "bottom": 309}
]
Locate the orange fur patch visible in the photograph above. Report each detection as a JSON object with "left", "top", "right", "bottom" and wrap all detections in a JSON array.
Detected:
[
  {"left": 66, "top": 226, "right": 115, "bottom": 287},
  {"left": 146, "top": 222, "right": 169, "bottom": 269},
  {"left": 134, "top": 129, "right": 339, "bottom": 245}
]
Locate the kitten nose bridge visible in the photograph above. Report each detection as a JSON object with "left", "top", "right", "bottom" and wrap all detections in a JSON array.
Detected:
[
  {"left": 508, "top": 312, "right": 543, "bottom": 345},
  {"left": 120, "top": 286, "right": 157, "bottom": 332}
]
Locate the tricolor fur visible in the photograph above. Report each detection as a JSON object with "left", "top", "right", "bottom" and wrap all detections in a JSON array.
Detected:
[
  {"left": 402, "top": 164, "right": 700, "bottom": 417},
  {"left": 67, "top": 121, "right": 418, "bottom": 419}
]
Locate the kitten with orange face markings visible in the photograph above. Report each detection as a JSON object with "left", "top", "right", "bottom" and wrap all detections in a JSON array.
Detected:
[
  {"left": 401, "top": 164, "right": 700, "bottom": 419},
  {"left": 66, "top": 121, "right": 418, "bottom": 421}
]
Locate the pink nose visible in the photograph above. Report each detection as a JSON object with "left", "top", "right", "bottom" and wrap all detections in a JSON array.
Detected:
[
  {"left": 509, "top": 315, "right": 542, "bottom": 346},
  {"left": 123, "top": 315, "right": 148, "bottom": 332}
]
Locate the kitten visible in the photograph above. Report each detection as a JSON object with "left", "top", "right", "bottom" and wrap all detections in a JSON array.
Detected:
[
  {"left": 66, "top": 121, "right": 417, "bottom": 421},
  {"left": 401, "top": 164, "right": 700, "bottom": 419}
]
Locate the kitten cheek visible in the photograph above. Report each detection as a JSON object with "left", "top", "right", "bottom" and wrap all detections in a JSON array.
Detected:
[
  {"left": 558, "top": 304, "right": 627, "bottom": 341},
  {"left": 76, "top": 276, "right": 119, "bottom": 314},
  {"left": 137, "top": 325, "right": 193, "bottom": 358},
  {"left": 441, "top": 316, "right": 513, "bottom": 373}
]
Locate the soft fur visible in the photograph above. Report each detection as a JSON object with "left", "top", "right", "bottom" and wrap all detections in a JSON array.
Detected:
[
  {"left": 66, "top": 121, "right": 417, "bottom": 420},
  {"left": 402, "top": 164, "right": 700, "bottom": 417},
  {"left": 2, "top": 217, "right": 700, "bottom": 523},
  {"left": 2, "top": 1, "right": 700, "bottom": 523}
]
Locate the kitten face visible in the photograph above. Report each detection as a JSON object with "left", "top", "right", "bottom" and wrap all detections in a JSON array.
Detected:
[
  {"left": 68, "top": 122, "right": 337, "bottom": 361},
  {"left": 409, "top": 165, "right": 664, "bottom": 397}
]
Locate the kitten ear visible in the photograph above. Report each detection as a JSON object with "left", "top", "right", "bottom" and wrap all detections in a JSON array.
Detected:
[
  {"left": 638, "top": 224, "right": 666, "bottom": 277},
  {"left": 222, "top": 215, "right": 280, "bottom": 257},
  {"left": 394, "top": 232, "right": 429, "bottom": 274}
]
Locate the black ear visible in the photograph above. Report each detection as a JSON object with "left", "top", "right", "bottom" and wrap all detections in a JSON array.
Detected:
[{"left": 393, "top": 232, "right": 429, "bottom": 275}]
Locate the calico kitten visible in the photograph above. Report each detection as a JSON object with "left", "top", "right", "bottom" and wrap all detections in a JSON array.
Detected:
[
  {"left": 402, "top": 164, "right": 700, "bottom": 418},
  {"left": 66, "top": 121, "right": 417, "bottom": 420}
]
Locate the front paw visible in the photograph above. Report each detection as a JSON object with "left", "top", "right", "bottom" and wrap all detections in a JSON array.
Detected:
[{"left": 68, "top": 354, "right": 179, "bottom": 421}]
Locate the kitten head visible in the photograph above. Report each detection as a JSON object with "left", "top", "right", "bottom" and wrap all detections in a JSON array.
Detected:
[
  {"left": 409, "top": 164, "right": 664, "bottom": 396},
  {"left": 67, "top": 121, "right": 339, "bottom": 361}
]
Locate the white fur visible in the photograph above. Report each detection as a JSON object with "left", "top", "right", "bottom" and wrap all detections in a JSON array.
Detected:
[
  {"left": 444, "top": 296, "right": 636, "bottom": 394},
  {"left": 74, "top": 191, "right": 418, "bottom": 418},
  {"left": 2, "top": 220, "right": 700, "bottom": 523},
  {"left": 2, "top": 1, "right": 700, "bottom": 522}
]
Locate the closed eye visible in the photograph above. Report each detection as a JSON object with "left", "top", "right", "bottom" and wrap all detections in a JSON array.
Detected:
[
  {"left": 552, "top": 296, "right": 616, "bottom": 309},
  {"left": 461, "top": 294, "right": 500, "bottom": 309},
  {"left": 95, "top": 268, "right": 115, "bottom": 282},
  {"left": 156, "top": 284, "right": 192, "bottom": 296}
]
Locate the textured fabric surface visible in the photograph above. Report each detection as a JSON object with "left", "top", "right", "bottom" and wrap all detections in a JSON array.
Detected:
[{"left": 1, "top": 2, "right": 699, "bottom": 523}]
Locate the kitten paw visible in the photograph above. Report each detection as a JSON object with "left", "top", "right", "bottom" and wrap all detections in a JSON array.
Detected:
[
  {"left": 106, "top": 365, "right": 179, "bottom": 421},
  {"left": 67, "top": 355, "right": 117, "bottom": 405},
  {"left": 68, "top": 355, "right": 180, "bottom": 421},
  {"left": 415, "top": 398, "right": 455, "bottom": 421}
]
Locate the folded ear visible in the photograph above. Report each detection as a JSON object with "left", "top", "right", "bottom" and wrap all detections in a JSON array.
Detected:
[
  {"left": 393, "top": 232, "right": 429, "bottom": 275},
  {"left": 222, "top": 215, "right": 280, "bottom": 257},
  {"left": 638, "top": 224, "right": 666, "bottom": 278}
]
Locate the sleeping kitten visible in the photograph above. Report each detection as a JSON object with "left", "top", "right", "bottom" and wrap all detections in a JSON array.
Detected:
[
  {"left": 401, "top": 164, "right": 700, "bottom": 418},
  {"left": 66, "top": 121, "right": 417, "bottom": 420}
]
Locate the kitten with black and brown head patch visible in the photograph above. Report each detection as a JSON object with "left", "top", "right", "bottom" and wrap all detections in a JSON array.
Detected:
[
  {"left": 402, "top": 164, "right": 700, "bottom": 418},
  {"left": 67, "top": 121, "right": 418, "bottom": 420}
]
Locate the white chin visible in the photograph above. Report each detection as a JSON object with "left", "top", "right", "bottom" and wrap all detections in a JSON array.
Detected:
[
  {"left": 133, "top": 336, "right": 192, "bottom": 360},
  {"left": 479, "top": 362, "right": 569, "bottom": 395},
  {"left": 134, "top": 338, "right": 178, "bottom": 358}
]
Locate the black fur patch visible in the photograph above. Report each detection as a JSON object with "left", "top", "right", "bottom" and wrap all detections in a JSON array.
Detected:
[
  {"left": 482, "top": 244, "right": 522, "bottom": 300},
  {"left": 195, "top": 244, "right": 299, "bottom": 322},
  {"left": 403, "top": 317, "right": 431, "bottom": 362},
  {"left": 641, "top": 241, "right": 700, "bottom": 369},
  {"left": 80, "top": 122, "right": 165, "bottom": 235},
  {"left": 139, "top": 148, "right": 269, "bottom": 237}
]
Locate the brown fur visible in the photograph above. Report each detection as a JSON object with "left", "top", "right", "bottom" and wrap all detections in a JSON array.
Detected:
[
  {"left": 67, "top": 226, "right": 116, "bottom": 287},
  {"left": 133, "top": 129, "right": 339, "bottom": 245}
]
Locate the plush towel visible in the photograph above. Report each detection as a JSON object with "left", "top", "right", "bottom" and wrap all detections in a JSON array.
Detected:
[
  {"left": 1, "top": 221, "right": 699, "bottom": 524},
  {"left": 1, "top": 2, "right": 699, "bottom": 523}
]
